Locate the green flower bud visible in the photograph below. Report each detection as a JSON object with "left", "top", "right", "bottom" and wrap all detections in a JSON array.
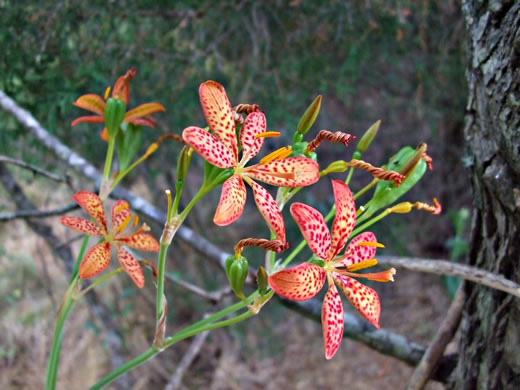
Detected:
[
  {"left": 176, "top": 146, "right": 192, "bottom": 183},
  {"left": 105, "top": 97, "right": 126, "bottom": 138},
  {"left": 225, "top": 255, "right": 249, "bottom": 297},
  {"left": 356, "top": 120, "right": 380, "bottom": 153},
  {"left": 256, "top": 266, "right": 268, "bottom": 295},
  {"left": 297, "top": 95, "right": 322, "bottom": 135}
]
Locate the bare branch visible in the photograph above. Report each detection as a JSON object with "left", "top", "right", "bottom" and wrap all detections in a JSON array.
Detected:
[
  {"left": 378, "top": 256, "right": 520, "bottom": 298},
  {"left": 407, "top": 283, "right": 465, "bottom": 389},
  {"left": 0, "top": 203, "right": 78, "bottom": 222},
  {"left": 0, "top": 155, "right": 68, "bottom": 183}
]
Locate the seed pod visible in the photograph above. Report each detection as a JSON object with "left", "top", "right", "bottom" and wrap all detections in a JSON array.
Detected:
[
  {"left": 225, "top": 255, "right": 249, "bottom": 297},
  {"left": 105, "top": 97, "right": 126, "bottom": 138},
  {"left": 256, "top": 266, "right": 268, "bottom": 296}
]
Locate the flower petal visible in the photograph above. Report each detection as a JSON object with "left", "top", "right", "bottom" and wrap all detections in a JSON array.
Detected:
[
  {"left": 79, "top": 242, "right": 112, "bottom": 280},
  {"left": 333, "top": 273, "right": 381, "bottom": 328},
  {"left": 339, "top": 232, "right": 378, "bottom": 267},
  {"left": 199, "top": 81, "right": 238, "bottom": 161},
  {"left": 248, "top": 180, "right": 285, "bottom": 242},
  {"left": 60, "top": 216, "right": 103, "bottom": 236},
  {"left": 117, "top": 247, "right": 145, "bottom": 288},
  {"left": 112, "top": 68, "right": 136, "bottom": 105},
  {"left": 100, "top": 127, "right": 109, "bottom": 141},
  {"left": 248, "top": 157, "right": 319, "bottom": 188},
  {"left": 117, "top": 233, "right": 160, "bottom": 252},
  {"left": 73, "top": 94, "right": 106, "bottom": 115},
  {"left": 213, "top": 175, "right": 246, "bottom": 226},
  {"left": 290, "top": 202, "right": 331, "bottom": 259},
  {"left": 71, "top": 191, "right": 108, "bottom": 234},
  {"left": 328, "top": 180, "right": 357, "bottom": 259},
  {"left": 322, "top": 281, "right": 344, "bottom": 360},
  {"left": 124, "top": 102, "right": 165, "bottom": 121},
  {"left": 268, "top": 262, "right": 326, "bottom": 301},
  {"left": 71, "top": 115, "right": 105, "bottom": 127},
  {"left": 125, "top": 117, "right": 157, "bottom": 127},
  {"left": 182, "top": 126, "right": 236, "bottom": 169},
  {"left": 111, "top": 200, "right": 131, "bottom": 233},
  {"left": 239, "top": 112, "right": 266, "bottom": 164}
]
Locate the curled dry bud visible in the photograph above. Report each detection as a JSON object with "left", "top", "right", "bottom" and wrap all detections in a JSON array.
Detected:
[
  {"left": 348, "top": 159, "right": 404, "bottom": 186},
  {"left": 413, "top": 197, "right": 442, "bottom": 215},
  {"left": 399, "top": 143, "right": 428, "bottom": 177},
  {"left": 297, "top": 95, "right": 322, "bottom": 135},
  {"left": 305, "top": 130, "right": 356, "bottom": 153},
  {"left": 234, "top": 238, "right": 288, "bottom": 256},
  {"left": 357, "top": 120, "right": 381, "bottom": 153}
]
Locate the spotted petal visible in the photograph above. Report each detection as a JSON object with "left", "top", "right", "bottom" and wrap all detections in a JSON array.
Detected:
[
  {"left": 213, "top": 175, "right": 246, "bottom": 226},
  {"left": 183, "top": 126, "right": 236, "bottom": 169},
  {"left": 73, "top": 94, "right": 106, "bottom": 115},
  {"left": 112, "top": 68, "right": 136, "bottom": 105},
  {"left": 239, "top": 112, "right": 266, "bottom": 164},
  {"left": 333, "top": 273, "right": 381, "bottom": 328},
  {"left": 117, "top": 247, "right": 145, "bottom": 288},
  {"left": 339, "top": 232, "right": 378, "bottom": 267},
  {"left": 71, "top": 115, "right": 105, "bottom": 127},
  {"left": 72, "top": 191, "right": 108, "bottom": 234},
  {"left": 199, "top": 81, "right": 238, "bottom": 161},
  {"left": 117, "top": 233, "right": 160, "bottom": 252},
  {"left": 111, "top": 200, "right": 131, "bottom": 233},
  {"left": 60, "top": 216, "right": 103, "bottom": 236},
  {"left": 79, "top": 242, "right": 112, "bottom": 280},
  {"left": 125, "top": 117, "right": 157, "bottom": 127},
  {"left": 322, "top": 281, "right": 344, "bottom": 360},
  {"left": 248, "top": 157, "right": 319, "bottom": 188},
  {"left": 268, "top": 262, "right": 326, "bottom": 301},
  {"left": 328, "top": 180, "right": 356, "bottom": 259},
  {"left": 124, "top": 102, "right": 165, "bottom": 121},
  {"left": 290, "top": 203, "right": 331, "bottom": 259},
  {"left": 248, "top": 180, "right": 285, "bottom": 243}
]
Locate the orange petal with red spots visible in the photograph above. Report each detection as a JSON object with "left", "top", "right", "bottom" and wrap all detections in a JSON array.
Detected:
[
  {"left": 124, "top": 102, "right": 165, "bottom": 121},
  {"left": 290, "top": 202, "right": 331, "bottom": 259},
  {"left": 328, "top": 180, "right": 357, "bottom": 259},
  {"left": 338, "top": 232, "right": 378, "bottom": 267},
  {"left": 117, "top": 233, "right": 160, "bottom": 252},
  {"left": 71, "top": 191, "right": 108, "bottom": 234},
  {"left": 73, "top": 94, "right": 106, "bottom": 115},
  {"left": 116, "top": 247, "right": 145, "bottom": 288},
  {"left": 333, "top": 273, "right": 381, "bottom": 328},
  {"left": 213, "top": 175, "right": 246, "bottom": 226},
  {"left": 183, "top": 126, "right": 236, "bottom": 169},
  {"left": 125, "top": 117, "right": 156, "bottom": 127},
  {"left": 111, "top": 200, "right": 131, "bottom": 233},
  {"left": 199, "top": 81, "right": 238, "bottom": 161},
  {"left": 239, "top": 112, "right": 266, "bottom": 164},
  {"left": 268, "top": 262, "right": 326, "bottom": 301},
  {"left": 79, "top": 242, "right": 112, "bottom": 280},
  {"left": 322, "top": 281, "right": 344, "bottom": 359},
  {"left": 249, "top": 157, "right": 319, "bottom": 188},
  {"left": 60, "top": 216, "right": 103, "bottom": 236},
  {"left": 112, "top": 68, "right": 136, "bottom": 104},
  {"left": 248, "top": 180, "right": 285, "bottom": 243},
  {"left": 71, "top": 115, "right": 105, "bottom": 127}
]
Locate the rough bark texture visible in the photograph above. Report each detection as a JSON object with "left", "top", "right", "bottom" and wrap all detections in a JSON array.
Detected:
[{"left": 455, "top": 1, "right": 520, "bottom": 389}]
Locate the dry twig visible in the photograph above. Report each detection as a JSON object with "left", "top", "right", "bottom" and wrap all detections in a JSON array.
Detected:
[{"left": 0, "top": 203, "right": 78, "bottom": 222}]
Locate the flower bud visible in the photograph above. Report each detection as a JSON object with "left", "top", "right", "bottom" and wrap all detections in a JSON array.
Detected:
[
  {"left": 176, "top": 146, "right": 192, "bottom": 183},
  {"left": 225, "top": 255, "right": 249, "bottom": 298},
  {"left": 389, "top": 202, "right": 413, "bottom": 214},
  {"left": 105, "top": 97, "right": 127, "bottom": 138},
  {"left": 357, "top": 120, "right": 380, "bottom": 153},
  {"left": 257, "top": 266, "right": 268, "bottom": 296},
  {"left": 297, "top": 95, "right": 322, "bottom": 135}
]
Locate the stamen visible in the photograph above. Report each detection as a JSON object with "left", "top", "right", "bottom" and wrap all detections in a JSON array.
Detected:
[
  {"left": 356, "top": 268, "right": 396, "bottom": 282},
  {"left": 104, "top": 86, "right": 111, "bottom": 100},
  {"left": 255, "top": 131, "right": 280, "bottom": 139},
  {"left": 259, "top": 146, "right": 292, "bottom": 165},
  {"left": 357, "top": 241, "right": 385, "bottom": 248},
  {"left": 133, "top": 215, "right": 139, "bottom": 228},
  {"left": 346, "top": 258, "right": 378, "bottom": 272},
  {"left": 114, "top": 203, "right": 129, "bottom": 214},
  {"left": 116, "top": 215, "right": 132, "bottom": 234}
]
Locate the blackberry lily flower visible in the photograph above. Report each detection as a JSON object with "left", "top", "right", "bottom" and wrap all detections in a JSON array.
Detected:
[
  {"left": 268, "top": 180, "right": 396, "bottom": 359},
  {"left": 71, "top": 68, "right": 165, "bottom": 140},
  {"left": 61, "top": 191, "right": 160, "bottom": 288},
  {"left": 182, "top": 81, "right": 319, "bottom": 243}
]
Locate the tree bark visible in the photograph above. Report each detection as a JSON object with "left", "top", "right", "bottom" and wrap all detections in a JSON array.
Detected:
[{"left": 455, "top": 1, "right": 520, "bottom": 389}]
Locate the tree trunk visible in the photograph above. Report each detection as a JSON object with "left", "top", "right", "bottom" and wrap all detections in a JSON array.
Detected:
[{"left": 454, "top": 1, "right": 520, "bottom": 389}]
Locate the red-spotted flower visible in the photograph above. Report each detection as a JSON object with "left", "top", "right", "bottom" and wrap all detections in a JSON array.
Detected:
[
  {"left": 182, "top": 81, "right": 319, "bottom": 243},
  {"left": 268, "top": 180, "right": 396, "bottom": 359},
  {"left": 61, "top": 191, "right": 160, "bottom": 288},
  {"left": 71, "top": 68, "right": 166, "bottom": 140}
]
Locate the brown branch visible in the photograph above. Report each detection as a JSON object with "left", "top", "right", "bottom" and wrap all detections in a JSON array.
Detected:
[
  {"left": 0, "top": 155, "right": 68, "bottom": 183},
  {"left": 378, "top": 256, "right": 520, "bottom": 298},
  {"left": 0, "top": 203, "right": 79, "bottom": 222},
  {"left": 407, "top": 283, "right": 465, "bottom": 389}
]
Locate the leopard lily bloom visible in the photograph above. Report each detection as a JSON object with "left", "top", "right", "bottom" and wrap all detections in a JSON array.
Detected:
[
  {"left": 268, "top": 180, "right": 396, "bottom": 359},
  {"left": 182, "top": 81, "right": 319, "bottom": 243},
  {"left": 71, "top": 67, "right": 165, "bottom": 140},
  {"left": 61, "top": 191, "right": 160, "bottom": 288}
]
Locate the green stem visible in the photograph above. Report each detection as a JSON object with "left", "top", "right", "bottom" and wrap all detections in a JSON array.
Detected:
[
  {"left": 74, "top": 267, "right": 123, "bottom": 300},
  {"left": 102, "top": 137, "right": 116, "bottom": 181},
  {"left": 350, "top": 208, "right": 391, "bottom": 238},
  {"left": 45, "top": 236, "right": 89, "bottom": 390},
  {"left": 155, "top": 243, "right": 169, "bottom": 322}
]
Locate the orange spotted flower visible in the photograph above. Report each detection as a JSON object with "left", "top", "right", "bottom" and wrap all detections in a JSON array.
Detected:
[
  {"left": 268, "top": 180, "right": 396, "bottom": 359},
  {"left": 71, "top": 68, "right": 166, "bottom": 140},
  {"left": 61, "top": 191, "right": 160, "bottom": 288},
  {"left": 182, "top": 81, "right": 319, "bottom": 243}
]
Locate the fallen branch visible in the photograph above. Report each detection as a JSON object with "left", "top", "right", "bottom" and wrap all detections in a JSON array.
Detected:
[
  {"left": 0, "top": 203, "right": 79, "bottom": 222},
  {"left": 0, "top": 155, "right": 68, "bottom": 183},
  {"left": 378, "top": 256, "right": 520, "bottom": 298}
]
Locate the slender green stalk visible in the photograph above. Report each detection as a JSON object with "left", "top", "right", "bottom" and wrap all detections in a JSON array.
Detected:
[
  {"left": 45, "top": 236, "right": 89, "bottom": 390},
  {"left": 155, "top": 243, "right": 169, "bottom": 322},
  {"left": 102, "top": 138, "right": 116, "bottom": 180},
  {"left": 74, "top": 267, "right": 123, "bottom": 300},
  {"left": 350, "top": 208, "right": 391, "bottom": 238}
]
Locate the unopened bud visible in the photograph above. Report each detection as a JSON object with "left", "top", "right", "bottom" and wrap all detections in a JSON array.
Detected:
[
  {"left": 399, "top": 143, "right": 427, "bottom": 177},
  {"left": 357, "top": 120, "right": 380, "bottom": 153},
  {"left": 297, "top": 95, "right": 322, "bottom": 135},
  {"left": 176, "top": 146, "right": 192, "bottom": 182},
  {"left": 389, "top": 202, "right": 413, "bottom": 214},
  {"left": 257, "top": 266, "right": 268, "bottom": 295},
  {"left": 323, "top": 160, "right": 348, "bottom": 175}
]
